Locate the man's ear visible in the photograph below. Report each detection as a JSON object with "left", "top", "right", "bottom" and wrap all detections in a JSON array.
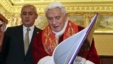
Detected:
[
  {"left": 65, "top": 13, "right": 68, "bottom": 20},
  {"left": 20, "top": 14, "right": 22, "bottom": 19},
  {"left": 35, "top": 14, "right": 38, "bottom": 19}
]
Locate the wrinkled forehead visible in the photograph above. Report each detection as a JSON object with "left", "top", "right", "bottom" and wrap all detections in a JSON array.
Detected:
[{"left": 46, "top": 7, "right": 64, "bottom": 17}]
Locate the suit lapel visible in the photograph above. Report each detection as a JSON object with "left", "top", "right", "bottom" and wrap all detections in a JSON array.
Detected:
[
  {"left": 15, "top": 25, "right": 39, "bottom": 57},
  {"left": 31, "top": 26, "right": 38, "bottom": 43},
  {"left": 17, "top": 25, "right": 25, "bottom": 55}
]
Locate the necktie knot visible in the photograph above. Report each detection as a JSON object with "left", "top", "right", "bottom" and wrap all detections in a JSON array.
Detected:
[{"left": 27, "top": 28, "right": 30, "bottom": 32}]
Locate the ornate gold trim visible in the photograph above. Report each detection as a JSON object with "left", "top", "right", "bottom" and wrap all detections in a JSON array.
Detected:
[{"left": 1, "top": 1, "right": 113, "bottom": 14}]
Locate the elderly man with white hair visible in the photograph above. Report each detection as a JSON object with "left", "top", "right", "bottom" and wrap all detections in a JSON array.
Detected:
[{"left": 32, "top": 2, "right": 101, "bottom": 64}]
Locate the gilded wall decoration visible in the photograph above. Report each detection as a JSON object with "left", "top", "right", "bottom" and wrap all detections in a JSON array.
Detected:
[
  {"left": 95, "top": 15, "right": 113, "bottom": 33},
  {"left": 35, "top": 16, "right": 48, "bottom": 29},
  {"left": 69, "top": 16, "right": 84, "bottom": 27},
  {"left": 1, "top": 0, "right": 113, "bottom": 33}
]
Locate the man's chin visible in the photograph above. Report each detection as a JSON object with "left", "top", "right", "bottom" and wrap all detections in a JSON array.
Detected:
[
  {"left": 24, "top": 24, "right": 32, "bottom": 27},
  {"left": 53, "top": 29, "right": 60, "bottom": 32}
]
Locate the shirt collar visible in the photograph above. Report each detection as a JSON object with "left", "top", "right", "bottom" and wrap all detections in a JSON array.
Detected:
[{"left": 23, "top": 25, "right": 35, "bottom": 31}]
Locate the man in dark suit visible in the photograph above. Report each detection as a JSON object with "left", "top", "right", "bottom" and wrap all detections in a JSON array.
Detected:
[{"left": 0, "top": 4, "right": 40, "bottom": 64}]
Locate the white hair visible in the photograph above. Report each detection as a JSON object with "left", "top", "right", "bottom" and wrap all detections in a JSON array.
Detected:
[{"left": 45, "top": 2, "right": 67, "bottom": 15}]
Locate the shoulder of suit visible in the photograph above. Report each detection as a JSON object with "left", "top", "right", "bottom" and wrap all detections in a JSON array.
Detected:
[
  {"left": 6, "top": 25, "right": 22, "bottom": 31},
  {"left": 35, "top": 26, "right": 41, "bottom": 31}
]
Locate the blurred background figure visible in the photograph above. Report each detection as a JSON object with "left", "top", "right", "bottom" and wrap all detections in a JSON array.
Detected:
[{"left": 0, "top": 14, "right": 8, "bottom": 51}]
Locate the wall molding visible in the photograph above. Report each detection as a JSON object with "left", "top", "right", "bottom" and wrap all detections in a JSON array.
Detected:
[{"left": 0, "top": 0, "right": 113, "bottom": 14}]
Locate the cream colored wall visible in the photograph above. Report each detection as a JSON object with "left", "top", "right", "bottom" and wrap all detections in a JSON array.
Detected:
[{"left": 94, "top": 33, "right": 113, "bottom": 56}]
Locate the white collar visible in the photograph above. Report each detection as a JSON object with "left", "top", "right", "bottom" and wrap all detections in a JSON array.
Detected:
[{"left": 23, "top": 25, "right": 34, "bottom": 31}]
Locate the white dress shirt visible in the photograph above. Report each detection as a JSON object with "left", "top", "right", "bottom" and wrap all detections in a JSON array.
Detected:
[{"left": 23, "top": 25, "right": 34, "bottom": 43}]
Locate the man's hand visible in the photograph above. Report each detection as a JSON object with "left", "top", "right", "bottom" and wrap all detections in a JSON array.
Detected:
[
  {"left": 37, "top": 56, "right": 54, "bottom": 64},
  {"left": 73, "top": 56, "right": 94, "bottom": 64}
]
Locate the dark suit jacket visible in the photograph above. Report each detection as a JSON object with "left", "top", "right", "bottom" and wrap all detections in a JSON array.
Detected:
[{"left": 0, "top": 25, "right": 40, "bottom": 64}]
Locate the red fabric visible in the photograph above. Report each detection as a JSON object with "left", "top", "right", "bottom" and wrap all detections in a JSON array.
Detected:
[
  {"left": 32, "top": 31, "right": 48, "bottom": 64},
  {"left": 78, "top": 40, "right": 101, "bottom": 64},
  {"left": 86, "top": 41, "right": 101, "bottom": 64},
  {"left": 32, "top": 23, "right": 101, "bottom": 64}
]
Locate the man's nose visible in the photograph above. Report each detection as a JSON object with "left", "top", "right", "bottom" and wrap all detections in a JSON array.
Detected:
[
  {"left": 52, "top": 18, "right": 57, "bottom": 24},
  {"left": 26, "top": 14, "right": 29, "bottom": 18}
]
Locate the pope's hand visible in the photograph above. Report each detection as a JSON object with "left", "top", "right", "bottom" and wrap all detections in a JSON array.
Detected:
[
  {"left": 73, "top": 56, "right": 94, "bottom": 64},
  {"left": 37, "top": 56, "right": 54, "bottom": 64}
]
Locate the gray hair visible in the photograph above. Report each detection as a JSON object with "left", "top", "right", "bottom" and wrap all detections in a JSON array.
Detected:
[
  {"left": 21, "top": 4, "right": 37, "bottom": 14},
  {"left": 45, "top": 2, "right": 67, "bottom": 15}
]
